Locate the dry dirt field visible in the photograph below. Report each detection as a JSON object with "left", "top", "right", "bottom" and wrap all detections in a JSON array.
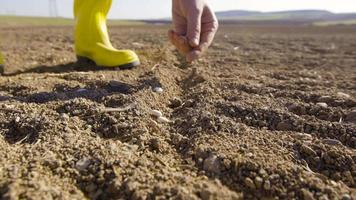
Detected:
[{"left": 0, "top": 24, "right": 355, "bottom": 200}]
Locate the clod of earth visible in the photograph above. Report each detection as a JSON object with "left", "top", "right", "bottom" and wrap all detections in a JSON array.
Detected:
[
  {"left": 75, "top": 158, "right": 91, "bottom": 171},
  {"left": 203, "top": 155, "right": 221, "bottom": 174},
  {"left": 345, "top": 110, "right": 356, "bottom": 123}
]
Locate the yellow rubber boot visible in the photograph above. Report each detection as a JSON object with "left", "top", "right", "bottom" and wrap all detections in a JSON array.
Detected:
[
  {"left": 0, "top": 52, "right": 4, "bottom": 74},
  {"left": 74, "top": 0, "right": 140, "bottom": 69},
  {"left": 0, "top": 52, "right": 3, "bottom": 66}
]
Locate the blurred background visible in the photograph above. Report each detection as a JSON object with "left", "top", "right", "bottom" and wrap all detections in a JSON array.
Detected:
[{"left": 0, "top": 0, "right": 356, "bottom": 26}]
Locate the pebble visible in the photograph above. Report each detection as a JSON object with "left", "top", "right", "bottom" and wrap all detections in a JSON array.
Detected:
[
  {"left": 153, "top": 87, "right": 164, "bottom": 93},
  {"left": 157, "top": 116, "right": 171, "bottom": 123},
  {"left": 316, "top": 102, "right": 328, "bottom": 108},
  {"left": 244, "top": 177, "right": 256, "bottom": 190},
  {"left": 337, "top": 92, "right": 351, "bottom": 99},
  {"left": 149, "top": 110, "right": 163, "bottom": 118},
  {"left": 203, "top": 155, "right": 221, "bottom": 174},
  {"left": 341, "top": 194, "right": 351, "bottom": 200},
  {"left": 60, "top": 113, "right": 70, "bottom": 120},
  {"left": 75, "top": 158, "right": 91, "bottom": 171},
  {"left": 254, "top": 176, "right": 263, "bottom": 189},
  {"left": 15, "top": 116, "right": 21, "bottom": 123},
  {"left": 263, "top": 180, "right": 271, "bottom": 190}
]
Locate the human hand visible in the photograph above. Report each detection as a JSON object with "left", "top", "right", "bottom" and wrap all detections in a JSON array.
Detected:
[{"left": 169, "top": 0, "right": 218, "bottom": 63}]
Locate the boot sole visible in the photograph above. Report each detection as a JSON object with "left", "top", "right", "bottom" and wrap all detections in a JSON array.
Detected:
[
  {"left": 0, "top": 65, "right": 4, "bottom": 75},
  {"left": 76, "top": 56, "right": 140, "bottom": 70}
]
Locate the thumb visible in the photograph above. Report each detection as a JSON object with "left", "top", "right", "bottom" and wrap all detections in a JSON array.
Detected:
[{"left": 187, "top": 8, "right": 202, "bottom": 47}]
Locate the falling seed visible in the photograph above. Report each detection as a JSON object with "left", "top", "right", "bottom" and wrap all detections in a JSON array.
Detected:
[
  {"left": 153, "top": 87, "right": 163, "bottom": 93},
  {"left": 149, "top": 110, "right": 163, "bottom": 118},
  {"left": 157, "top": 116, "right": 171, "bottom": 123}
]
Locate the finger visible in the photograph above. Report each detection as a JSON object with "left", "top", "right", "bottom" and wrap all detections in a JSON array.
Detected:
[
  {"left": 186, "top": 49, "right": 201, "bottom": 63},
  {"left": 168, "top": 30, "right": 175, "bottom": 44},
  {"left": 172, "top": 10, "right": 187, "bottom": 35},
  {"left": 169, "top": 30, "right": 191, "bottom": 55},
  {"left": 200, "top": 6, "right": 219, "bottom": 48},
  {"left": 187, "top": 7, "right": 202, "bottom": 47},
  {"left": 172, "top": 4, "right": 187, "bottom": 35}
]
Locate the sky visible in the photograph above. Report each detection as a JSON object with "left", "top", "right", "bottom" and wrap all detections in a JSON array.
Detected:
[{"left": 0, "top": 0, "right": 356, "bottom": 19}]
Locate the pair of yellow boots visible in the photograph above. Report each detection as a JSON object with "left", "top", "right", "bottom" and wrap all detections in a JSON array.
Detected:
[{"left": 0, "top": 0, "right": 140, "bottom": 70}]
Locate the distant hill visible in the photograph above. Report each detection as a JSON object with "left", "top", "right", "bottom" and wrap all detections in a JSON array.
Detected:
[{"left": 215, "top": 10, "right": 356, "bottom": 24}]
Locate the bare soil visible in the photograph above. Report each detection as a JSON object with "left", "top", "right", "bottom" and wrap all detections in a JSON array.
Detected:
[{"left": 0, "top": 24, "right": 355, "bottom": 200}]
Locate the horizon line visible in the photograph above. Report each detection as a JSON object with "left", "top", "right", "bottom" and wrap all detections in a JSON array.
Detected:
[{"left": 1, "top": 8, "right": 356, "bottom": 20}]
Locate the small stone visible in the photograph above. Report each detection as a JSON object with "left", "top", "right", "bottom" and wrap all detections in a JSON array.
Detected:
[
  {"left": 316, "top": 102, "right": 328, "bottom": 108},
  {"left": 259, "top": 168, "right": 267, "bottom": 176},
  {"left": 153, "top": 87, "right": 163, "bottom": 93},
  {"left": 60, "top": 113, "right": 70, "bottom": 120},
  {"left": 337, "top": 92, "right": 350, "bottom": 99},
  {"left": 254, "top": 177, "right": 263, "bottom": 189},
  {"left": 244, "top": 177, "right": 256, "bottom": 190},
  {"left": 263, "top": 180, "right": 271, "bottom": 190},
  {"left": 75, "top": 158, "right": 91, "bottom": 171},
  {"left": 341, "top": 194, "right": 351, "bottom": 200},
  {"left": 15, "top": 116, "right": 21, "bottom": 123},
  {"left": 203, "top": 155, "right": 221, "bottom": 174},
  {"left": 169, "top": 97, "right": 183, "bottom": 108},
  {"left": 276, "top": 121, "right": 292, "bottom": 131},
  {"left": 157, "top": 116, "right": 171, "bottom": 123},
  {"left": 149, "top": 110, "right": 163, "bottom": 118}
]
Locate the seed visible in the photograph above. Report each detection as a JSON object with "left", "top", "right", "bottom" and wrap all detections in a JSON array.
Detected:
[
  {"left": 337, "top": 92, "right": 350, "bottom": 99},
  {"left": 316, "top": 102, "right": 328, "bottom": 108},
  {"left": 157, "top": 116, "right": 171, "bottom": 123},
  {"left": 149, "top": 110, "right": 163, "bottom": 118},
  {"left": 153, "top": 87, "right": 163, "bottom": 93},
  {"left": 76, "top": 88, "right": 88, "bottom": 93}
]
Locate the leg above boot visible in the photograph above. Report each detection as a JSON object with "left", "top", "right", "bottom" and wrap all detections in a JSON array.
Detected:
[{"left": 74, "top": 0, "right": 140, "bottom": 69}]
